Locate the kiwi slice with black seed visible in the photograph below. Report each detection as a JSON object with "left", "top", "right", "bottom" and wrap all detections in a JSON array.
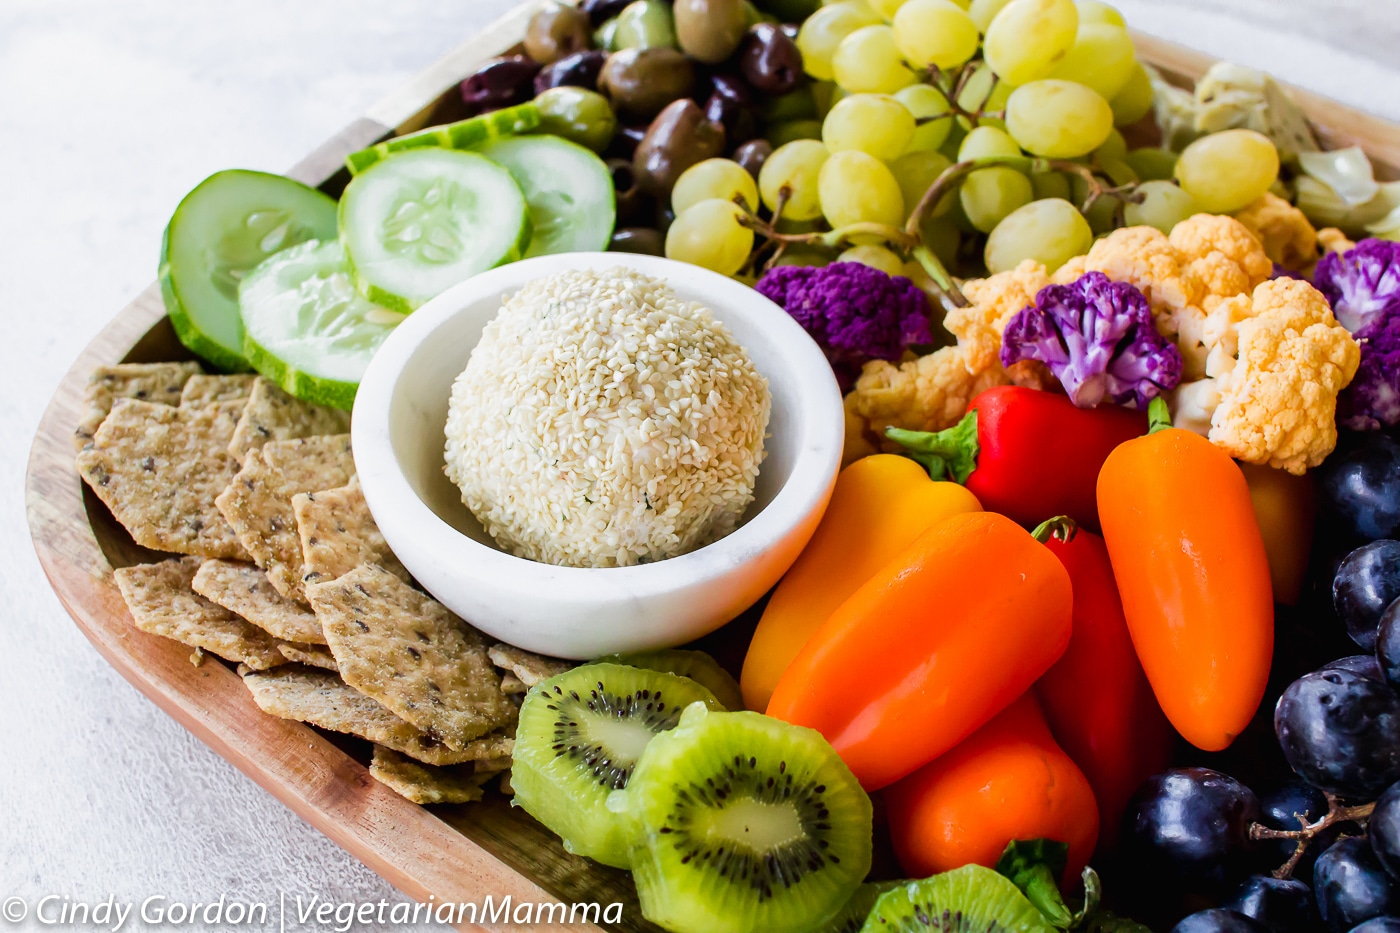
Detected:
[
  {"left": 820, "top": 881, "right": 908, "bottom": 933},
  {"left": 858, "top": 866, "right": 1057, "bottom": 933},
  {"left": 511, "top": 662, "right": 722, "bottom": 869},
  {"left": 611, "top": 702, "right": 873, "bottom": 933},
  {"left": 601, "top": 648, "right": 744, "bottom": 711}
]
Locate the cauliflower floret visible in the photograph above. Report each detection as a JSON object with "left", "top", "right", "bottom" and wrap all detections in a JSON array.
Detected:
[
  {"left": 842, "top": 394, "right": 881, "bottom": 466},
  {"left": 846, "top": 346, "right": 1011, "bottom": 447},
  {"left": 1318, "top": 227, "right": 1356, "bottom": 255},
  {"left": 1234, "top": 192, "right": 1318, "bottom": 271},
  {"left": 1206, "top": 279, "right": 1361, "bottom": 474},
  {"left": 1168, "top": 213, "right": 1273, "bottom": 294},
  {"left": 1077, "top": 226, "right": 1204, "bottom": 321},
  {"left": 947, "top": 260, "right": 1050, "bottom": 374}
]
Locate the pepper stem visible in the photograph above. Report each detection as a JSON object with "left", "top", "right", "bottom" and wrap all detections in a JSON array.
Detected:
[
  {"left": 1031, "top": 516, "right": 1078, "bottom": 544},
  {"left": 884, "top": 409, "right": 980, "bottom": 484},
  {"left": 1147, "top": 396, "right": 1173, "bottom": 435}
]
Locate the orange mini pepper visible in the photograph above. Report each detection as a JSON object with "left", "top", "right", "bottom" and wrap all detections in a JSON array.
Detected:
[
  {"left": 885, "top": 693, "right": 1099, "bottom": 884},
  {"left": 1097, "top": 398, "right": 1274, "bottom": 752},
  {"left": 766, "top": 511, "right": 1073, "bottom": 790},
  {"left": 1240, "top": 462, "right": 1316, "bottom": 607},
  {"left": 741, "top": 455, "right": 981, "bottom": 711}
]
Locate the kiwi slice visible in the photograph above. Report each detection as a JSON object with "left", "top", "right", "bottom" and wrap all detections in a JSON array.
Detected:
[
  {"left": 601, "top": 648, "right": 744, "bottom": 711},
  {"left": 511, "top": 662, "right": 721, "bottom": 869},
  {"left": 819, "top": 881, "right": 908, "bottom": 933},
  {"left": 859, "top": 866, "right": 1057, "bottom": 933},
  {"left": 612, "top": 702, "right": 873, "bottom": 933}
]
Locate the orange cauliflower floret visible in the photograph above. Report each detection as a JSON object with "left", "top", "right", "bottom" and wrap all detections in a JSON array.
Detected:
[
  {"left": 1169, "top": 213, "right": 1273, "bottom": 298},
  {"left": 1204, "top": 279, "right": 1361, "bottom": 474},
  {"left": 1318, "top": 227, "right": 1356, "bottom": 255},
  {"left": 1234, "top": 192, "right": 1318, "bottom": 271},
  {"left": 1075, "top": 226, "right": 1203, "bottom": 321},
  {"left": 846, "top": 346, "right": 1011, "bottom": 447},
  {"left": 946, "top": 260, "right": 1050, "bottom": 374}
]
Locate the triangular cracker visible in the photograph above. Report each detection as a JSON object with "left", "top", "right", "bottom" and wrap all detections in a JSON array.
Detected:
[
  {"left": 77, "top": 399, "right": 250, "bottom": 559},
  {"left": 487, "top": 644, "right": 572, "bottom": 688},
  {"left": 293, "top": 479, "right": 409, "bottom": 588},
  {"left": 74, "top": 361, "right": 203, "bottom": 450},
  {"left": 277, "top": 643, "right": 339, "bottom": 672},
  {"left": 307, "top": 564, "right": 516, "bottom": 749},
  {"left": 368, "top": 746, "right": 501, "bottom": 805},
  {"left": 228, "top": 378, "right": 350, "bottom": 463},
  {"left": 192, "top": 559, "right": 325, "bottom": 644}
]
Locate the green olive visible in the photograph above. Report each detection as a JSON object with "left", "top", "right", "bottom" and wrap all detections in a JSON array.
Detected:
[
  {"left": 609, "top": 1, "right": 677, "bottom": 51},
  {"left": 535, "top": 87, "right": 618, "bottom": 153},
  {"left": 599, "top": 48, "right": 696, "bottom": 121},
  {"left": 674, "top": 0, "right": 749, "bottom": 64},
  {"left": 524, "top": 2, "right": 593, "bottom": 65}
]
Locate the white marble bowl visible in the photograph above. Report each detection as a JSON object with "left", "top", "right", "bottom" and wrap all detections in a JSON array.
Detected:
[{"left": 352, "top": 252, "right": 844, "bottom": 659}]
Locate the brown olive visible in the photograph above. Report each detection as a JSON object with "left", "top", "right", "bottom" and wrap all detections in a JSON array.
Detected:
[
  {"left": 673, "top": 0, "right": 749, "bottom": 64},
  {"left": 739, "top": 23, "right": 803, "bottom": 96},
  {"left": 534, "top": 49, "right": 609, "bottom": 94},
  {"left": 524, "top": 2, "right": 593, "bottom": 65},
  {"left": 609, "top": 227, "right": 666, "bottom": 256},
  {"left": 732, "top": 139, "right": 773, "bottom": 179},
  {"left": 633, "top": 98, "right": 726, "bottom": 196},
  {"left": 608, "top": 158, "right": 652, "bottom": 226},
  {"left": 581, "top": 0, "right": 632, "bottom": 26},
  {"left": 599, "top": 48, "right": 696, "bottom": 121}
]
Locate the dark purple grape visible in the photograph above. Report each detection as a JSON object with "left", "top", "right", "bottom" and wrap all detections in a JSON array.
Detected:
[
  {"left": 1371, "top": 781, "right": 1400, "bottom": 879},
  {"left": 1326, "top": 656, "right": 1388, "bottom": 681},
  {"left": 1319, "top": 434, "right": 1400, "bottom": 542},
  {"left": 1224, "top": 875, "right": 1319, "bottom": 933},
  {"left": 1125, "top": 768, "right": 1262, "bottom": 894},
  {"left": 1259, "top": 780, "right": 1340, "bottom": 876},
  {"left": 1276, "top": 669, "right": 1400, "bottom": 800},
  {"left": 733, "top": 138, "right": 772, "bottom": 178},
  {"left": 534, "top": 49, "right": 609, "bottom": 94},
  {"left": 1378, "top": 603, "right": 1400, "bottom": 687},
  {"left": 1316, "top": 838, "right": 1400, "bottom": 931},
  {"left": 1335, "top": 542, "right": 1400, "bottom": 651},
  {"left": 738, "top": 23, "right": 804, "bottom": 96},
  {"left": 1350, "top": 918, "right": 1400, "bottom": 932},
  {"left": 460, "top": 56, "right": 541, "bottom": 116},
  {"left": 1172, "top": 909, "right": 1270, "bottom": 933},
  {"left": 581, "top": 0, "right": 633, "bottom": 25}
]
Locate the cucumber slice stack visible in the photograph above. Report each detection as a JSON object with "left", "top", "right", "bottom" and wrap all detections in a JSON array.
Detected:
[
  {"left": 239, "top": 239, "right": 405, "bottom": 410},
  {"left": 344, "top": 103, "right": 541, "bottom": 175},
  {"left": 160, "top": 170, "right": 337, "bottom": 370}
]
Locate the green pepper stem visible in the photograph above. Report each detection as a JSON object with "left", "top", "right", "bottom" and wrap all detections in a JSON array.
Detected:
[
  {"left": 1030, "top": 516, "right": 1078, "bottom": 544},
  {"left": 884, "top": 409, "right": 980, "bottom": 484},
  {"left": 1147, "top": 396, "right": 1173, "bottom": 435}
]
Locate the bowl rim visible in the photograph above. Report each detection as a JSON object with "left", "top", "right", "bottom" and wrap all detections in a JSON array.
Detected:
[{"left": 351, "top": 251, "right": 844, "bottom": 598}]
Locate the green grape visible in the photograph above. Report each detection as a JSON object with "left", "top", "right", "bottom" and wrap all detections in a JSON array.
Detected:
[
  {"left": 664, "top": 199, "right": 754, "bottom": 274},
  {"left": 894, "top": 84, "right": 953, "bottom": 152},
  {"left": 822, "top": 93, "right": 917, "bottom": 161},
  {"left": 768, "top": 119, "right": 825, "bottom": 147},
  {"left": 1099, "top": 157, "right": 1137, "bottom": 187},
  {"left": 839, "top": 244, "right": 907, "bottom": 275},
  {"left": 1109, "top": 61, "right": 1153, "bottom": 126},
  {"left": 771, "top": 245, "right": 835, "bottom": 268},
  {"left": 958, "top": 125, "right": 1021, "bottom": 160},
  {"left": 868, "top": 0, "right": 909, "bottom": 17},
  {"left": 1073, "top": 0, "right": 1124, "bottom": 27},
  {"left": 818, "top": 149, "right": 906, "bottom": 229},
  {"left": 812, "top": 80, "right": 840, "bottom": 120},
  {"left": 797, "top": 1, "right": 883, "bottom": 81},
  {"left": 1045, "top": 23, "right": 1136, "bottom": 100},
  {"left": 1071, "top": 175, "right": 1119, "bottom": 233},
  {"left": 983, "top": 0, "right": 1079, "bottom": 87},
  {"left": 759, "top": 139, "right": 830, "bottom": 220},
  {"left": 955, "top": 63, "right": 1013, "bottom": 130},
  {"left": 1095, "top": 127, "right": 1128, "bottom": 163},
  {"left": 832, "top": 25, "right": 919, "bottom": 93},
  {"left": 917, "top": 215, "right": 962, "bottom": 265},
  {"left": 960, "top": 166, "right": 1032, "bottom": 232},
  {"left": 891, "top": 149, "right": 954, "bottom": 219},
  {"left": 969, "top": 0, "right": 1014, "bottom": 32},
  {"left": 892, "top": 0, "right": 980, "bottom": 69},
  {"left": 1005, "top": 80, "right": 1113, "bottom": 157},
  {"left": 1125, "top": 147, "right": 1178, "bottom": 181},
  {"left": 1031, "top": 170, "right": 1072, "bottom": 200},
  {"left": 672, "top": 158, "right": 760, "bottom": 215},
  {"left": 758, "top": 85, "right": 820, "bottom": 123},
  {"left": 984, "top": 197, "right": 1092, "bottom": 273},
  {"left": 1124, "top": 180, "right": 1200, "bottom": 233},
  {"left": 1174, "top": 128, "right": 1280, "bottom": 213}
]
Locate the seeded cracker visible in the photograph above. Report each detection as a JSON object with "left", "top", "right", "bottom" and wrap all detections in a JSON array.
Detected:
[
  {"left": 238, "top": 665, "right": 484, "bottom": 765},
  {"left": 487, "top": 644, "right": 572, "bottom": 688},
  {"left": 278, "top": 643, "right": 339, "bottom": 672},
  {"left": 368, "top": 746, "right": 500, "bottom": 805},
  {"left": 180, "top": 373, "right": 258, "bottom": 407},
  {"left": 228, "top": 378, "right": 350, "bottom": 463},
  {"left": 500, "top": 674, "right": 527, "bottom": 695},
  {"left": 293, "top": 479, "right": 410, "bottom": 588},
  {"left": 215, "top": 434, "right": 355, "bottom": 603},
  {"left": 114, "top": 557, "right": 285, "bottom": 669},
  {"left": 74, "top": 361, "right": 203, "bottom": 450},
  {"left": 77, "top": 399, "right": 251, "bottom": 559},
  {"left": 192, "top": 559, "right": 326, "bottom": 644},
  {"left": 307, "top": 564, "right": 516, "bottom": 748}
]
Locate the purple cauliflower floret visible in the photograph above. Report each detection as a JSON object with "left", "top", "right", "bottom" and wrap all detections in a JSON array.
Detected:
[
  {"left": 756, "top": 262, "right": 932, "bottom": 390},
  {"left": 1316, "top": 239, "right": 1400, "bottom": 431},
  {"left": 999, "top": 271, "right": 1183, "bottom": 409}
]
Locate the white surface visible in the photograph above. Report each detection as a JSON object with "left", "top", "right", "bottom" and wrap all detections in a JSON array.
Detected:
[
  {"left": 2, "top": 1, "right": 1399, "bottom": 929},
  {"left": 354, "top": 253, "right": 842, "bottom": 659}
]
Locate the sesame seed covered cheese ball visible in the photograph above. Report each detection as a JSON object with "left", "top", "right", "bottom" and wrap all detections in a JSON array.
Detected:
[{"left": 444, "top": 268, "right": 771, "bottom": 568}]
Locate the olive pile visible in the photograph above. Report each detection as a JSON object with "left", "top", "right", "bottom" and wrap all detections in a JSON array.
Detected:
[{"left": 460, "top": 0, "right": 816, "bottom": 257}]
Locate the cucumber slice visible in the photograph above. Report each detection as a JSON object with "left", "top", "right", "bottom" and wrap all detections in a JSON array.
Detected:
[
  {"left": 339, "top": 148, "right": 530, "bottom": 312},
  {"left": 479, "top": 135, "right": 616, "bottom": 257},
  {"left": 239, "top": 239, "right": 403, "bottom": 410},
  {"left": 159, "top": 170, "right": 338, "bottom": 371},
  {"left": 345, "top": 103, "right": 541, "bottom": 175}
]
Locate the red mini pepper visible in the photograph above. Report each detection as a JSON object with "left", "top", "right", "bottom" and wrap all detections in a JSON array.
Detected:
[
  {"left": 887, "top": 385, "right": 1146, "bottom": 530},
  {"left": 1031, "top": 516, "right": 1177, "bottom": 853}
]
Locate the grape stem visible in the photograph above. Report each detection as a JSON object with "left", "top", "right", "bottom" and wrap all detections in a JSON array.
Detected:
[{"left": 1249, "top": 793, "right": 1376, "bottom": 881}]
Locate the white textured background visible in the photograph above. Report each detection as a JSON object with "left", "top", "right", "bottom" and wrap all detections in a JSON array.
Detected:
[{"left": 1, "top": 1, "right": 1398, "bottom": 930}]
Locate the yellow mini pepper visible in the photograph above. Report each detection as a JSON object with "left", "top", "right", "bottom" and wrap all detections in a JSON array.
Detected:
[{"left": 740, "top": 454, "right": 981, "bottom": 710}]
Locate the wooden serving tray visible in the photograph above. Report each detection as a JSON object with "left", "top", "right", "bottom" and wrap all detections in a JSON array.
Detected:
[{"left": 24, "top": 5, "right": 1400, "bottom": 931}]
